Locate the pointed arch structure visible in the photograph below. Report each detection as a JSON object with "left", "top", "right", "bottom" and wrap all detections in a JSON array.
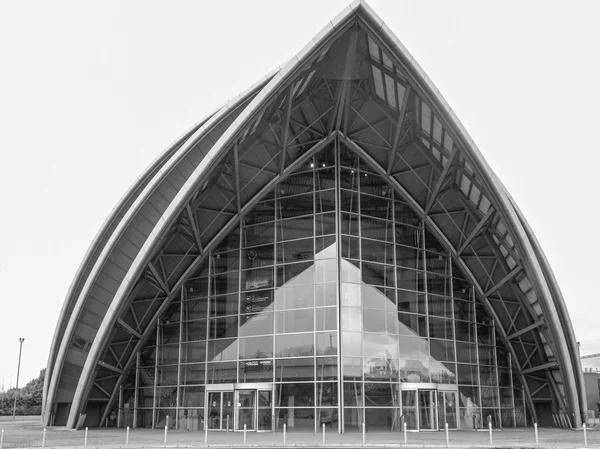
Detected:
[{"left": 43, "top": 1, "right": 584, "bottom": 430}]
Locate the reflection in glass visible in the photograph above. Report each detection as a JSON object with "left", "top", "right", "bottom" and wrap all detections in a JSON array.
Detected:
[
  {"left": 275, "top": 333, "right": 314, "bottom": 358},
  {"left": 275, "top": 358, "right": 315, "bottom": 382}
]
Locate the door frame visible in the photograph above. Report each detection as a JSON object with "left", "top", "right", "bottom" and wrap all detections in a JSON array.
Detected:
[
  {"left": 399, "top": 383, "right": 459, "bottom": 431},
  {"left": 206, "top": 383, "right": 274, "bottom": 432}
]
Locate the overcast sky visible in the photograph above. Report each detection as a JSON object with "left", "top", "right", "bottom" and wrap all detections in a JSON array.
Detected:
[{"left": 0, "top": 0, "right": 599, "bottom": 388}]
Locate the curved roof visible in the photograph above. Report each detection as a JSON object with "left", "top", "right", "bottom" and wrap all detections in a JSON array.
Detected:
[{"left": 43, "top": 0, "right": 585, "bottom": 428}]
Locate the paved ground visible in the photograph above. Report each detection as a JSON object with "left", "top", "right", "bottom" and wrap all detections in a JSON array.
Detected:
[{"left": 1, "top": 417, "right": 599, "bottom": 449}]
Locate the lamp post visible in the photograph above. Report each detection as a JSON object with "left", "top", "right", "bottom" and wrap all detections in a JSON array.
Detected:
[{"left": 12, "top": 338, "right": 24, "bottom": 419}]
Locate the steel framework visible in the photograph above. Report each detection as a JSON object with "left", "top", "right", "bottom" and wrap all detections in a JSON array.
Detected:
[{"left": 43, "top": 0, "right": 584, "bottom": 429}]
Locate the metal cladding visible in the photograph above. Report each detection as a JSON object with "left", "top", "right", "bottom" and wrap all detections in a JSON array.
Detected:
[{"left": 43, "top": 0, "right": 585, "bottom": 430}]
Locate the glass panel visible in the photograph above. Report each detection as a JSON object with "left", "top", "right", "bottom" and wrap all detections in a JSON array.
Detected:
[
  {"left": 239, "top": 359, "right": 273, "bottom": 383},
  {"left": 276, "top": 262, "right": 313, "bottom": 287},
  {"left": 277, "top": 217, "right": 314, "bottom": 241},
  {"left": 207, "top": 338, "right": 237, "bottom": 361},
  {"left": 315, "top": 307, "right": 337, "bottom": 331},
  {"left": 397, "top": 290, "right": 426, "bottom": 314},
  {"left": 258, "top": 408, "right": 272, "bottom": 431},
  {"left": 315, "top": 212, "right": 336, "bottom": 236},
  {"left": 365, "top": 408, "right": 402, "bottom": 431},
  {"left": 276, "top": 309, "right": 314, "bottom": 333},
  {"left": 242, "top": 222, "right": 274, "bottom": 248},
  {"left": 236, "top": 390, "right": 256, "bottom": 430},
  {"left": 401, "top": 390, "right": 417, "bottom": 430},
  {"left": 209, "top": 317, "right": 238, "bottom": 340},
  {"left": 278, "top": 193, "right": 313, "bottom": 219},
  {"left": 210, "top": 293, "right": 239, "bottom": 317},
  {"left": 241, "top": 290, "right": 273, "bottom": 314},
  {"left": 316, "top": 356, "right": 338, "bottom": 380},
  {"left": 316, "top": 332, "right": 337, "bottom": 355},
  {"left": 364, "top": 382, "right": 398, "bottom": 407},
  {"left": 180, "top": 385, "right": 204, "bottom": 408},
  {"left": 277, "top": 239, "right": 313, "bottom": 264},
  {"left": 239, "top": 312, "right": 274, "bottom": 336},
  {"left": 275, "top": 407, "right": 314, "bottom": 431},
  {"left": 208, "top": 392, "right": 222, "bottom": 430},
  {"left": 275, "top": 285, "right": 315, "bottom": 310},
  {"left": 275, "top": 333, "right": 314, "bottom": 357},
  {"left": 276, "top": 383, "right": 314, "bottom": 407},
  {"left": 242, "top": 267, "right": 274, "bottom": 291},
  {"left": 180, "top": 363, "right": 206, "bottom": 385},
  {"left": 315, "top": 283, "right": 337, "bottom": 306},
  {"left": 222, "top": 392, "right": 233, "bottom": 431},
  {"left": 438, "top": 391, "right": 457, "bottom": 429},
  {"left": 206, "top": 362, "right": 237, "bottom": 384},
  {"left": 419, "top": 390, "right": 437, "bottom": 430},
  {"left": 239, "top": 336, "right": 273, "bottom": 359},
  {"left": 242, "top": 244, "right": 274, "bottom": 269},
  {"left": 275, "top": 357, "right": 315, "bottom": 382}
]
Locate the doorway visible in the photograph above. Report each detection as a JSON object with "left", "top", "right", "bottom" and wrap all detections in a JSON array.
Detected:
[
  {"left": 400, "top": 387, "right": 458, "bottom": 431},
  {"left": 206, "top": 384, "right": 273, "bottom": 432}
]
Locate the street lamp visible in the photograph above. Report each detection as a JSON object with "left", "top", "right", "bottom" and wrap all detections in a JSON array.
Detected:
[{"left": 12, "top": 338, "right": 24, "bottom": 419}]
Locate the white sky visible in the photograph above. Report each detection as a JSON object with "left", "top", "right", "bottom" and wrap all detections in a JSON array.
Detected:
[{"left": 0, "top": 0, "right": 599, "bottom": 388}]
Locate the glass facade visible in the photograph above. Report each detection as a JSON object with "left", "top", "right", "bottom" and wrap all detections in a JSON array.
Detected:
[{"left": 119, "top": 141, "right": 524, "bottom": 432}]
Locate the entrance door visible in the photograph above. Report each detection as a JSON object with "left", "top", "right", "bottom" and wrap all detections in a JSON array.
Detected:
[
  {"left": 437, "top": 391, "right": 457, "bottom": 430},
  {"left": 257, "top": 390, "right": 273, "bottom": 431},
  {"left": 402, "top": 389, "right": 448, "bottom": 431},
  {"left": 235, "top": 390, "right": 256, "bottom": 430},
  {"left": 207, "top": 391, "right": 234, "bottom": 430},
  {"left": 418, "top": 390, "right": 437, "bottom": 430},
  {"left": 401, "top": 390, "right": 418, "bottom": 430}
]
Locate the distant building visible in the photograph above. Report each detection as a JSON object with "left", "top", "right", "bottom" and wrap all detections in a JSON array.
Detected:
[
  {"left": 42, "top": 1, "right": 585, "bottom": 432},
  {"left": 581, "top": 354, "right": 600, "bottom": 420}
]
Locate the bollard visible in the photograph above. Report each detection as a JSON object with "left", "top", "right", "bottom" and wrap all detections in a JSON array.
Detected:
[
  {"left": 534, "top": 422, "right": 538, "bottom": 445},
  {"left": 362, "top": 422, "right": 365, "bottom": 444},
  {"left": 584, "top": 423, "right": 588, "bottom": 448},
  {"left": 244, "top": 424, "right": 247, "bottom": 444},
  {"left": 403, "top": 422, "right": 407, "bottom": 444},
  {"left": 42, "top": 428, "right": 47, "bottom": 448},
  {"left": 445, "top": 422, "right": 449, "bottom": 447},
  {"left": 84, "top": 427, "right": 88, "bottom": 447},
  {"left": 283, "top": 423, "right": 286, "bottom": 444},
  {"left": 1, "top": 429, "right": 4, "bottom": 449},
  {"left": 204, "top": 421, "right": 208, "bottom": 445},
  {"left": 164, "top": 425, "right": 168, "bottom": 448},
  {"left": 322, "top": 423, "right": 325, "bottom": 444},
  {"left": 126, "top": 426, "right": 130, "bottom": 446},
  {"left": 488, "top": 421, "right": 492, "bottom": 445}
]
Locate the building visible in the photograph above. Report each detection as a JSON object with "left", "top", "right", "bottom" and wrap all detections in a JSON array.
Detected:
[
  {"left": 581, "top": 354, "right": 600, "bottom": 421},
  {"left": 42, "top": 1, "right": 585, "bottom": 432}
]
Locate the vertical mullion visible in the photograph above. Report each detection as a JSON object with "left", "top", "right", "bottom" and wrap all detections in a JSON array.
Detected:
[
  {"left": 176, "top": 287, "right": 184, "bottom": 430},
  {"left": 133, "top": 351, "right": 140, "bottom": 429},
  {"left": 492, "top": 320, "right": 501, "bottom": 428},
  {"left": 473, "top": 289, "right": 482, "bottom": 428},
  {"left": 334, "top": 138, "right": 343, "bottom": 433},
  {"left": 420, "top": 222, "right": 428, "bottom": 431},
  {"left": 509, "top": 352, "right": 516, "bottom": 427},
  {"left": 152, "top": 320, "right": 160, "bottom": 429},
  {"left": 449, "top": 259, "right": 459, "bottom": 430}
]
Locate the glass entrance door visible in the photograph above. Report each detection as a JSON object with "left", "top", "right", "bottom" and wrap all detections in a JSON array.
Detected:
[
  {"left": 402, "top": 389, "right": 446, "bottom": 431},
  {"left": 208, "top": 391, "right": 234, "bottom": 430},
  {"left": 257, "top": 390, "right": 273, "bottom": 431},
  {"left": 437, "top": 391, "right": 457, "bottom": 430},
  {"left": 235, "top": 390, "right": 256, "bottom": 430},
  {"left": 418, "top": 390, "right": 437, "bottom": 430},
  {"left": 401, "top": 390, "right": 418, "bottom": 430}
]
